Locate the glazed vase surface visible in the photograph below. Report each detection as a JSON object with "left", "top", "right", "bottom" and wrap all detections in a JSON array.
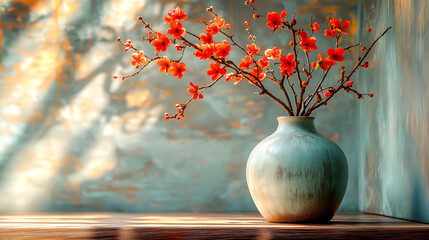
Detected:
[{"left": 246, "top": 116, "right": 348, "bottom": 223}]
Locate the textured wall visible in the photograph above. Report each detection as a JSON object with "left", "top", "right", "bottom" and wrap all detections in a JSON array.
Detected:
[
  {"left": 0, "top": 0, "right": 358, "bottom": 212},
  {"left": 357, "top": 0, "right": 429, "bottom": 223}
]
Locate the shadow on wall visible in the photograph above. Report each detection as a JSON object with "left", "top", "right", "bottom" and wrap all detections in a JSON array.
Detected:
[{"left": 0, "top": 0, "right": 358, "bottom": 212}]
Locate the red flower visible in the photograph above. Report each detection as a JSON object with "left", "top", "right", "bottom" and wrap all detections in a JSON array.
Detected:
[
  {"left": 151, "top": 33, "right": 171, "bottom": 52},
  {"left": 187, "top": 82, "right": 203, "bottom": 100},
  {"left": 313, "top": 52, "right": 335, "bottom": 71},
  {"left": 325, "top": 91, "right": 332, "bottom": 98},
  {"left": 234, "top": 74, "right": 243, "bottom": 85},
  {"left": 265, "top": 47, "right": 281, "bottom": 59},
  {"left": 200, "top": 33, "right": 213, "bottom": 45},
  {"left": 167, "top": 21, "right": 186, "bottom": 39},
  {"left": 205, "top": 23, "right": 220, "bottom": 35},
  {"left": 279, "top": 53, "right": 296, "bottom": 75},
  {"left": 206, "top": 62, "right": 226, "bottom": 80},
  {"left": 239, "top": 56, "right": 253, "bottom": 70},
  {"left": 164, "top": 6, "right": 188, "bottom": 24},
  {"left": 194, "top": 43, "right": 215, "bottom": 60},
  {"left": 131, "top": 51, "right": 147, "bottom": 67},
  {"left": 313, "top": 22, "right": 320, "bottom": 32},
  {"left": 330, "top": 18, "right": 350, "bottom": 34},
  {"left": 324, "top": 29, "right": 337, "bottom": 38},
  {"left": 257, "top": 57, "right": 270, "bottom": 69},
  {"left": 327, "top": 48, "right": 345, "bottom": 62},
  {"left": 347, "top": 81, "right": 353, "bottom": 87},
  {"left": 247, "top": 43, "right": 260, "bottom": 56},
  {"left": 204, "top": 16, "right": 226, "bottom": 35},
  {"left": 156, "top": 56, "right": 171, "bottom": 74},
  {"left": 225, "top": 73, "right": 235, "bottom": 82},
  {"left": 248, "top": 66, "right": 266, "bottom": 83},
  {"left": 227, "top": 73, "right": 244, "bottom": 85},
  {"left": 169, "top": 62, "right": 186, "bottom": 79},
  {"left": 266, "top": 11, "right": 287, "bottom": 30},
  {"left": 214, "top": 40, "right": 231, "bottom": 58},
  {"left": 367, "top": 27, "right": 372, "bottom": 32},
  {"left": 214, "top": 16, "right": 225, "bottom": 29},
  {"left": 300, "top": 31, "right": 317, "bottom": 52},
  {"left": 301, "top": 81, "right": 308, "bottom": 87}
]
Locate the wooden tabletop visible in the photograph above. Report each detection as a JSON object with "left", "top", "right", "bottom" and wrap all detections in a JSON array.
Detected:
[{"left": 0, "top": 212, "right": 427, "bottom": 239}]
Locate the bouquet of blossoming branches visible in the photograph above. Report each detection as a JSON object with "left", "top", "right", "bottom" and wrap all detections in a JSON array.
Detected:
[{"left": 114, "top": 0, "right": 390, "bottom": 120}]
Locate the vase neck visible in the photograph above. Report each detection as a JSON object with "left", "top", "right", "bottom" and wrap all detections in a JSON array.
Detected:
[{"left": 276, "top": 116, "right": 317, "bottom": 133}]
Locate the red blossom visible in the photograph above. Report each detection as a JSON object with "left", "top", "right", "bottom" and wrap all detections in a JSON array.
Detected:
[
  {"left": 313, "top": 22, "right": 320, "bottom": 32},
  {"left": 200, "top": 33, "right": 214, "bottom": 45},
  {"left": 225, "top": 73, "right": 235, "bottom": 82},
  {"left": 325, "top": 91, "right": 332, "bottom": 98},
  {"left": 324, "top": 29, "right": 337, "bottom": 38},
  {"left": 327, "top": 48, "right": 345, "bottom": 62},
  {"left": 175, "top": 43, "right": 181, "bottom": 51},
  {"left": 234, "top": 74, "right": 243, "bottom": 85},
  {"left": 214, "top": 16, "right": 225, "bottom": 29},
  {"left": 167, "top": 21, "right": 186, "bottom": 39},
  {"left": 347, "top": 81, "right": 353, "bottom": 87},
  {"left": 206, "top": 62, "right": 227, "bottom": 80},
  {"left": 156, "top": 56, "right": 171, "bottom": 75},
  {"left": 266, "top": 11, "right": 287, "bottom": 31},
  {"left": 205, "top": 17, "right": 226, "bottom": 35},
  {"left": 205, "top": 23, "right": 220, "bottom": 35},
  {"left": 257, "top": 57, "right": 270, "bottom": 69},
  {"left": 265, "top": 47, "right": 281, "bottom": 59},
  {"left": 247, "top": 43, "right": 260, "bottom": 56},
  {"left": 227, "top": 73, "right": 244, "bottom": 85},
  {"left": 248, "top": 66, "right": 266, "bottom": 83},
  {"left": 164, "top": 6, "right": 188, "bottom": 24},
  {"left": 214, "top": 40, "right": 231, "bottom": 58},
  {"left": 151, "top": 33, "right": 171, "bottom": 52},
  {"left": 299, "top": 31, "right": 317, "bottom": 52},
  {"left": 187, "top": 82, "right": 203, "bottom": 100},
  {"left": 367, "top": 27, "right": 372, "bottom": 32},
  {"left": 131, "top": 51, "right": 147, "bottom": 67},
  {"left": 313, "top": 52, "right": 335, "bottom": 71},
  {"left": 239, "top": 55, "right": 254, "bottom": 70},
  {"left": 330, "top": 18, "right": 350, "bottom": 34},
  {"left": 194, "top": 43, "right": 216, "bottom": 60},
  {"left": 301, "top": 81, "right": 308, "bottom": 87},
  {"left": 279, "top": 53, "right": 296, "bottom": 75},
  {"left": 169, "top": 61, "right": 186, "bottom": 79}
]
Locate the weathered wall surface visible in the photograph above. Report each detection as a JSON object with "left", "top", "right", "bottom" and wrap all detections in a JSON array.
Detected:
[
  {"left": 0, "top": 0, "right": 358, "bottom": 212},
  {"left": 357, "top": 0, "right": 429, "bottom": 223}
]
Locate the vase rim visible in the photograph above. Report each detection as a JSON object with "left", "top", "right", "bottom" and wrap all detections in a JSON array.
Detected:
[{"left": 277, "top": 116, "right": 315, "bottom": 121}]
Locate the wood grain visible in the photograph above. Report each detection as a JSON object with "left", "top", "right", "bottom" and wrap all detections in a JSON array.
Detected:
[{"left": 0, "top": 212, "right": 427, "bottom": 239}]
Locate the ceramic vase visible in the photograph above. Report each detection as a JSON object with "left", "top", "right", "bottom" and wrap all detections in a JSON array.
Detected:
[{"left": 246, "top": 116, "right": 348, "bottom": 222}]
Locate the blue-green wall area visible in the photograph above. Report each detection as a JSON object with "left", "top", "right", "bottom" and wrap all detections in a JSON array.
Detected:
[
  {"left": 0, "top": 0, "right": 359, "bottom": 212},
  {"left": 357, "top": 0, "right": 429, "bottom": 223}
]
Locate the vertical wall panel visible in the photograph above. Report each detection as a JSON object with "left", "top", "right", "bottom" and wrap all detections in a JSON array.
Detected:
[{"left": 357, "top": 0, "right": 429, "bottom": 223}]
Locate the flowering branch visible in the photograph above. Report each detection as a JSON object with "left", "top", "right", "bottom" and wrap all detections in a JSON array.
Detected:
[{"left": 114, "top": 1, "right": 390, "bottom": 121}]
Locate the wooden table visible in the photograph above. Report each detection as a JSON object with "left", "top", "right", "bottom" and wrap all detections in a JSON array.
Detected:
[{"left": 0, "top": 212, "right": 427, "bottom": 239}]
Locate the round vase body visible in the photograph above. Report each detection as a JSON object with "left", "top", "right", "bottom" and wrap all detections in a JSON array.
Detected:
[{"left": 246, "top": 117, "right": 348, "bottom": 223}]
